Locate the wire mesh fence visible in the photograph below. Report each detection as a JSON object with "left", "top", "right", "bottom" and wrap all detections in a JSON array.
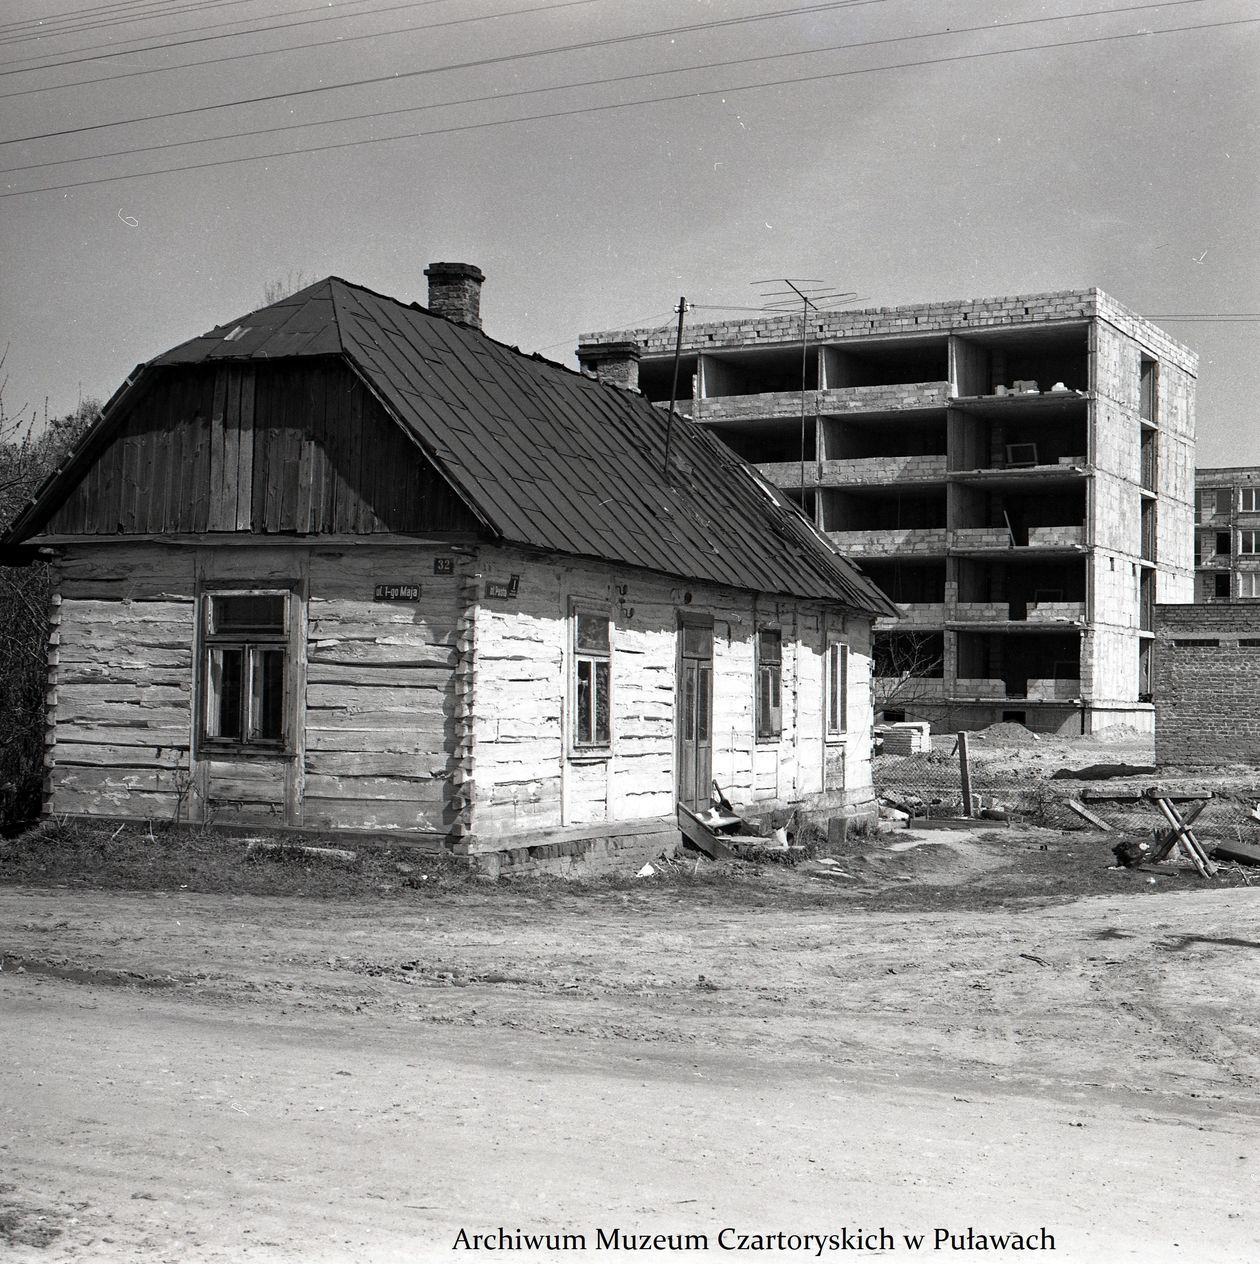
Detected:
[{"left": 872, "top": 745, "right": 1260, "bottom": 840}]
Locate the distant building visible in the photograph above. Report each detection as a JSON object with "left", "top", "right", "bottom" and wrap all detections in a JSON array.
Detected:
[
  {"left": 1, "top": 264, "right": 896, "bottom": 874},
  {"left": 1193, "top": 467, "right": 1260, "bottom": 602},
  {"left": 1153, "top": 603, "right": 1260, "bottom": 766},
  {"left": 580, "top": 289, "right": 1197, "bottom": 735}
]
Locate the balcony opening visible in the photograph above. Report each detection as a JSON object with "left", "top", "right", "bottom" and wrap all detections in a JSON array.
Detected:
[
  {"left": 780, "top": 486, "right": 818, "bottom": 524},
  {"left": 822, "top": 412, "right": 947, "bottom": 461},
  {"left": 707, "top": 417, "right": 817, "bottom": 467},
  {"left": 821, "top": 487, "right": 947, "bottom": 532},
  {"left": 822, "top": 336, "right": 948, "bottom": 388},
  {"left": 956, "top": 630, "right": 1081, "bottom": 699},
  {"left": 873, "top": 631, "right": 945, "bottom": 720},
  {"left": 861, "top": 560, "right": 946, "bottom": 604},
  {"left": 955, "top": 557, "right": 1085, "bottom": 619},
  {"left": 952, "top": 483, "right": 1086, "bottom": 544},
  {"left": 953, "top": 326, "right": 1089, "bottom": 397},
  {"left": 699, "top": 345, "right": 819, "bottom": 398},
  {"left": 948, "top": 403, "right": 1087, "bottom": 471},
  {"left": 639, "top": 353, "right": 699, "bottom": 404}
]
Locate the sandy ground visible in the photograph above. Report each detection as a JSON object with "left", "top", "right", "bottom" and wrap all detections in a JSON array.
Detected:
[{"left": 2, "top": 830, "right": 1259, "bottom": 1264}]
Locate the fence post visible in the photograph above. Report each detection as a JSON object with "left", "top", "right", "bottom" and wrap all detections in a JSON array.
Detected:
[{"left": 958, "top": 730, "right": 973, "bottom": 817}]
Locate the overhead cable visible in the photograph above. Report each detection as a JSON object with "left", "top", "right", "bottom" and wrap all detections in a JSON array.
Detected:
[{"left": 2, "top": 14, "right": 1255, "bottom": 199}]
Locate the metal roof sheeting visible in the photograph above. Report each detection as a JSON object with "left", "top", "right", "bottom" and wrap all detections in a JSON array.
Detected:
[{"left": 31, "top": 278, "right": 897, "bottom": 613}]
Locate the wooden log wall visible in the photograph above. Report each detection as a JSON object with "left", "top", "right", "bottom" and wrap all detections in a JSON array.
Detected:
[
  {"left": 302, "top": 550, "right": 463, "bottom": 835},
  {"left": 50, "top": 547, "right": 197, "bottom": 820},
  {"left": 43, "top": 539, "right": 875, "bottom": 841},
  {"left": 41, "top": 360, "right": 479, "bottom": 538},
  {"left": 469, "top": 547, "right": 876, "bottom": 841},
  {"left": 47, "top": 542, "right": 467, "bottom": 839}
]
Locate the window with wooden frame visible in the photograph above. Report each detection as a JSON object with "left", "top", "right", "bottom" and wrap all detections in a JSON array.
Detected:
[
  {"left": 572, "top": 609, "right": 612, "bottom": 751},
  {"left": 1242, "top": 487, "right": 1260, "bottom": 513},
  {"left": 201, "top": 592, "right": 290, "bottom": 750},
  {"left": 755, "top": 628, "right": 783, "bottom": 741},
  {"left": 826, "top": 639, "right": 849, "bottom": 737},
  {"left": 1242, "top": 531, "right": 1260, "bottom": 556},
  {"left": 1239, "top": 573, "right": 1260, "bottom": 599}
]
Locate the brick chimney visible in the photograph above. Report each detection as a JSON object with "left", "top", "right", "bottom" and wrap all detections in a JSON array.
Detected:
[
  {"left": 577, "top": 340, "right": 641, "bottom": 392},
  {"left": 424, "top": 262, "right": 485, "bottom": 329}
]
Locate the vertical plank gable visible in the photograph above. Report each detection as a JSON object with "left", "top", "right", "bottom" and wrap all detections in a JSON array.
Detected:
[{"left": 36, "top": 360, "right": 478, "bottom": 540}]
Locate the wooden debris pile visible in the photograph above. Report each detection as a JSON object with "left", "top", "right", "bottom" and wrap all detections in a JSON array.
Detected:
[{"left": 677, "top": 782, "right": 805, "bottom": 862}]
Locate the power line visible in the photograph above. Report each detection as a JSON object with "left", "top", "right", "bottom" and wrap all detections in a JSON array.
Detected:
[
  {"left": 0, "top": 0, "right": 604, "bottom": 92},
  {"left": 2, "top": 0, "right": 1205, "bottom": 175},
  {"left": 0, "top": 0, "right": 886, "bottom": 137},
  {"left": 2, "top": 14, "right": 1254, "bottom": 199},
  {"left": 0, "top": 0, "right": 300, "bottom": 49},
  {"left": 0, "top": 0, "right": 469, "bottom": 71},
  {"left": 0, "top": 0, "right": 251, "bottom": 39}
]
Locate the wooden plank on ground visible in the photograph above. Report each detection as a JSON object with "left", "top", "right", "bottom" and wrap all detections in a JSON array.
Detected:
[{"left": 1066, "top": 799, "right": 1113, "bottom": 831}]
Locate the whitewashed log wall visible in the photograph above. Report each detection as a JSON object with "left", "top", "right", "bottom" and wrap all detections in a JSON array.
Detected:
[
  {"left": 469, "top": 547, "right": 875, "bottom": 842},
  {"left": 45, "top": 541, "right": 875, "bottom": 844}
]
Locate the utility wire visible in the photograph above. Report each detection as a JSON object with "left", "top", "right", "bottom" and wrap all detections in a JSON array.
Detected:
[
  {"left": 0, "top": 0, "right": 304, "bottom": 49},
  {"left": 2, "top": 14, "right": 1254, "bottom": 199},
  {"left": 0, "top": 0, "right": 489, "bottom": 71},
  {"left": 0, "top": 0, "right": 253, "bottom": 38},
  {"left": 1, "top": 0, "right": 1204, "bottom": 174},
  {"left": 0, "top": 0, "right": 605, "bottom": 90},
  {"left": 0, "top": 0, "right": 886, "bottom": 137}
]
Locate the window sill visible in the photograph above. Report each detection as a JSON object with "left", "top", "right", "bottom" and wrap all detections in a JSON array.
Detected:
[
  {"left": 568, "top": 749, "right": 612, "bottom": 764},
  {"left": 199, "top": 742, "right": 294, "bottom": 759}
]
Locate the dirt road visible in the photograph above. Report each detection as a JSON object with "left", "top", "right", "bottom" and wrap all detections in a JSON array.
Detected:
[{"left": 2, "top": 842, "right": 1259, "bottom": 1263}]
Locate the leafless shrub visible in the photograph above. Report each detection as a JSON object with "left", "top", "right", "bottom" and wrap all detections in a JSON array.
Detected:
[{"left": 0, "top": 365, "right": 97, "bottom": 832}]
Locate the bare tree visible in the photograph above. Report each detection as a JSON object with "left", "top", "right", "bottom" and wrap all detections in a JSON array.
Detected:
[
  {"left": 873, "top": 631, "right": 946, "bottom": 720},
  {"left": 261, "top": 271, "right": 311, "bottom": 305}
]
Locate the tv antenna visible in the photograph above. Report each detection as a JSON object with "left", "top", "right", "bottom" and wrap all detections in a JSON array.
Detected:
[{"left": 752, "top": 279, "right": 858, "bottom": 508}]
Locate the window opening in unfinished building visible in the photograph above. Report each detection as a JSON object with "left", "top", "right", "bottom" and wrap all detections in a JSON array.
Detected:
[
  {"left": 1216, "top": 573, "right": 1232, "bottom": 599},
  {"left": 1139, "top": 357, "right": 1157, "bottom": 422}
]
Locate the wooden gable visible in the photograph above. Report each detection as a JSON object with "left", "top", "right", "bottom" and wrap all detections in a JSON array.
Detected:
[{"left": 40, "top": 358, "right": 479, "bottom": 538}]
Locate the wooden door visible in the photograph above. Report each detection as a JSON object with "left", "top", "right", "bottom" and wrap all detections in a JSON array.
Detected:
[{"left": 677, "top": 621, "right": 714, "bottom": 812}]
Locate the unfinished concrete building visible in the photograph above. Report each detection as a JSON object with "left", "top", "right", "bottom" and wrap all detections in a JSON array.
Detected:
[
  {"left": 579, "top": 289, "right": 1196, "bottom": 735},
  {"left": 1193, "top": 467, "right": 1260, "bottom": 603}
]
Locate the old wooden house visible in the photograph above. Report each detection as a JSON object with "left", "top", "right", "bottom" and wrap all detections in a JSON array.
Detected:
[{"left": 2, "top": 263, "right": 897, "bottom": 873}]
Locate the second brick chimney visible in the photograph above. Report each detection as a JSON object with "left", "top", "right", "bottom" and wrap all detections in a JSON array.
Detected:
[
  {"left": 424, "top": 262, "right": 485, "bottom": 330},
  {"left": 577, "top": 340, "right": 641, "bottom": 392}
]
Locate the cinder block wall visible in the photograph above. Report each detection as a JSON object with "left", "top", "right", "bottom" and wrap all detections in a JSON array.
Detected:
[{"left": 1154, "top": 604, "right": 1260, "bottom": 765}]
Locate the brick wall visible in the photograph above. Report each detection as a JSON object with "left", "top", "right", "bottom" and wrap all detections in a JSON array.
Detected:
[
  {"left": 1154, "top": 604, "right": 1260, "bottom": 765},
  {"left": 581, "top": 288, "right": 1197, "bottom": 375}
]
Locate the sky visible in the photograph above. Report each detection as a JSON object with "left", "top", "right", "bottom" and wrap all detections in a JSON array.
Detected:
[{"left": 0, "top": 0, "right": 1256, "bottom": 465}]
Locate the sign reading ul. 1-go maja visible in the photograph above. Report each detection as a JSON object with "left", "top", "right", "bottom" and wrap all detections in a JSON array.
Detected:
[{"left": 373, "top": 584, "right": 421, "bottom": 602}]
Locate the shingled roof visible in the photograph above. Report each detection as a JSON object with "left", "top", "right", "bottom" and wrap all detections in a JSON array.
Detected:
[{"left": 6, "top": 277, "right": 895, "bottom": 615}]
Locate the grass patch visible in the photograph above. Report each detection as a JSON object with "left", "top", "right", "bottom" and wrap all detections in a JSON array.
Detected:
[{"left": 0, "top": 818, "right": 481, "bottom": 899}]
